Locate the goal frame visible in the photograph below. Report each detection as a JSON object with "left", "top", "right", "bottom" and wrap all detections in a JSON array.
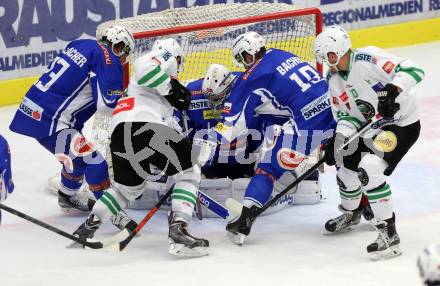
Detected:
[{"left": 123, "top": 7, "right": 323, "bottom": 87}]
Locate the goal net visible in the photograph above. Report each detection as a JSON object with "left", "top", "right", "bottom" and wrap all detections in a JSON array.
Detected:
[{"left": 48, "top": 3, "right": 322, "bottom": 196}]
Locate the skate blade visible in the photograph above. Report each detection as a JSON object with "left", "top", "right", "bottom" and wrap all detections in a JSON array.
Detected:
[
  {"left": 227, "top": 231, "right": 246, "bottom": 246},
  {"left": 67, "top": 241, "right": 86, "bottom": 249},
  {"left": 369, "top": 245, "right": 402, "bottom": 261},
  {"left": 59, "top": 207, "right": 89, "bottom": 216},
  {"left": 168, "top": 242, "right": 209, "bottom": 257},
  {"left": 323, "top": 226, "right": 355, "bottom": 235}
]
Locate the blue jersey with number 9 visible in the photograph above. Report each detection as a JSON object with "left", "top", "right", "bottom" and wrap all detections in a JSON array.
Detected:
[{"left": 9, "top": 39, "right": 123, "bottom": 139}]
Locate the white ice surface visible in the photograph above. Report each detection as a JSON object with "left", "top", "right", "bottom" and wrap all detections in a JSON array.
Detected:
[{"left": 1, "top": 41, "right": 440, "bottom": 286}]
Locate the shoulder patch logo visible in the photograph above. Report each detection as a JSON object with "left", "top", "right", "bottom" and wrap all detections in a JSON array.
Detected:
[
  {"left": 113, "top": 97, "right": 135, "bottom": 115},
  {"left": 382, "top": 61, "right": 395, "bottom": 74},
  {"left": 277, "top": 148, "right": 305, "bottom": 170}
]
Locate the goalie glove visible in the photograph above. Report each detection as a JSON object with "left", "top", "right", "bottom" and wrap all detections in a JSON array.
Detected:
[
  {"left": 377, "top": 84, "right": 400, "bottom": 119},
  {"left": 192, "top": 138, "right": 217, "bottom": 167},
  {"left": 165, "top": 79, "right": 191, "bottom": 110}
]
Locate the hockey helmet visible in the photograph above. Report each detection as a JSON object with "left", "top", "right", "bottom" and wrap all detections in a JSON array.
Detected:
[
  {"left": 202, "top": 64, "right": 237, "bottom": 108},
  {"left": 314, "top": 25, "right": 351, "bottom": 67},
  {"left": 418, "top": 244, "right": 440, "bottom": 285},
  {"left": 102, "top": 26, "right": 135, "bottom": 59},
  {"left": 232, "top": 31, "right": 266, "bottom": 68},
  {"left": 152, "top": 38, "right": 185, "bottom": 73}
]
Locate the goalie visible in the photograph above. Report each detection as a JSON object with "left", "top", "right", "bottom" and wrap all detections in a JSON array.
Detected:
[{"left": 73, "top": 38, "right": 209, "bottom": 257}]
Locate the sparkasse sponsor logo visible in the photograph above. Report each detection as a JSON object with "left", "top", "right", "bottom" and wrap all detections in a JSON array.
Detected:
[
  {"left": 19, "top": 97, "right": 44, "bottom": 121},
  {"left": 300, "top": 94, "right": 331, "bottom": 120}
]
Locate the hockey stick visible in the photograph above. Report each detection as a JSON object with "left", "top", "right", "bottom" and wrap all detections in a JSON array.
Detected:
[
  {"left": 0, "top": 203, "right": 109, "bottom": 249},
  {"left": 117, "top": 187, "right": 172, "bottom": 251},
  {"left": 244, "top": 114, "right": 384, "bottom": 219},
  {"left": 198, "top": 190, "right": 237, "bottom": 220}
]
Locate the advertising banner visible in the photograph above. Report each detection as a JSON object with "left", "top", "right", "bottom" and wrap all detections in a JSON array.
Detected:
[{"left": 0, "top": 0, "right": 439, "bottom": 81}]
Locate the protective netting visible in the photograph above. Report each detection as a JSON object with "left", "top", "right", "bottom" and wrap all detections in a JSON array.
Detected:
[{"left": 78, "top": 3, "right": 320, "bottom": 189}]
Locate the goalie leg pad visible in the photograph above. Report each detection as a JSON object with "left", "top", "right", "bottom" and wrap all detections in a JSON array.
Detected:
[{"left": 295, "top": 179, "right": 322, "bottom": 205}]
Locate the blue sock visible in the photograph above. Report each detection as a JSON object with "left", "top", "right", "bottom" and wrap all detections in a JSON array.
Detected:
[{"left": 243, "top": 173, "right": 274, "bottom": 208}]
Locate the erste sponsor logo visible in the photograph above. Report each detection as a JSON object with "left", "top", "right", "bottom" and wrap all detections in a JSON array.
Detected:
[{"left": 189, "top": 99, "right": 209, "bottom": 110}]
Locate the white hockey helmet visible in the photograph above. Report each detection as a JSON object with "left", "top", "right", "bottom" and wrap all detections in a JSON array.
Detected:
[
  {"left": 418, "top": 244, "right": 440, "bottom": 285},
  {"left": 202, "top": 64, "right": 237, "bottom": 108},
  {"left": 102, "top": 26, "right": 135, "bottom": 59},
  {"left": 314, "top": 25, "right": 351, "bottom": 67},
  {"left": 152, "top": 38, "right": 185, "bottom": 72},
  {"left": 232, "top": 31, "right": 266, "bottom": 68}
]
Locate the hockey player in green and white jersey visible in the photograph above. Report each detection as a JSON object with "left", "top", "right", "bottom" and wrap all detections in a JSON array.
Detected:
[
  {"left": 73, "top": 38, "right": 209, "bottom": 257},
  {"left": 314, "top": 26, "right": 424, "bottom": 259}
]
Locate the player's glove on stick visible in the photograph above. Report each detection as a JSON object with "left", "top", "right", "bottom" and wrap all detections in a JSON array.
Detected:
[
  {"left": 165, "top": 79, "right": 191, "bottom": 110},
  {"left": 377, "top": 84, "right": 400, "bottom": 119}
]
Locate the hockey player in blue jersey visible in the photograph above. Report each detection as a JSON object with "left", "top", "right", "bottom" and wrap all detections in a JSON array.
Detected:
[
  {"left": 0, "top": 134, "right": 14, "bottom": 226},
  {"left": 9, "top": 26, "right": 136, "bottom": 230},
  {"left": 197, "top": 32, "right": 336, "bottom": 244}
]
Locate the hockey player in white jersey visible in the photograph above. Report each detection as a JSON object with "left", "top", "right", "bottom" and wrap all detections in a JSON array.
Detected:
[
  {"left": 314, "top": 26, "right": 424, "bottom": 259},
  {"left": 418, "top": 244, "right": 440, "bottom": 286},
  {"left": 73, "top": 38, "right": 209, "bottom": 257}
]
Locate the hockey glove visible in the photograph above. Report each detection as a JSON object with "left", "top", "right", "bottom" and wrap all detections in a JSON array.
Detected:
[
  {"left": 192, "top": 138, "right": 217, "bottom": 167},
  {"left": 377, "top": 84, "right": 400, "bottom": 119},
  {"left": 324, "top": 133, "right": 352, "bottom": 167},
  {"left": 165, "top": 79, "right": 191, "bottom": 111},
  {"left": 323, "top": 137, "right": 336, "bottom": 166}
]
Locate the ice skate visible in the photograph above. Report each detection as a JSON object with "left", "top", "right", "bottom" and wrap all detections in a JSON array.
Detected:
[
  {"left": 168, "top": 212, "right": 209, "bottom": 257},
  {"left": 325, "top": 204, "right": 362, "bottom": 233},
  {"left": 110, "top": 210, "right": 138, "bottom": 232},
  {"left": 367, "top": 217, "right": 402, "bottom": 260},
  {"left": 68, "top": 214, "right": 102, "bottom": 248},
  {"left": 58, "top": 190, "right": 95, "bottom": 214},
  {"left": 226, "top": 205, "right": 259, "bottom": 245}
]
